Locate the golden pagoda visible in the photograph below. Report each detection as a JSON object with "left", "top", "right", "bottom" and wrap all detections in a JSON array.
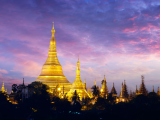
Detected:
[
  {"left": 36, "top": 23, "right": 71, "bottom": 94},
  {"left": 1, "top": 82, "right": 7, "bottom": 93},
  {"left": 137, "top": 75, "right": 148, "bottom": 96},
  {"left": 67, "top": 58, "right": 91, "bottom": 100},
  {"left": 118, "top": 80, "right": 129, "bottom": 102},
  {"left": 110, "top": 83, "right": 117, "bottom": 97},
  {"left": 157, "top": 87, "right": 160, "bottom": 96},
  {"left": 101, "top": 75, "right": 108, "bottom": 98}
]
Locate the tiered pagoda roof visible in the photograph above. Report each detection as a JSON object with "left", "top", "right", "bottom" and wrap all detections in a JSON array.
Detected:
[
  {"left": 119, "top": 80, "right": 129, "bottom": 99},
  {"left": 101, "top": 75, "right": 108, "bottom": 98},
  {"left": 1, "top": 82, "right": 7, "bottom": 93},
  {"left": 67, "top": 58, "right": 90, "bottom": 100},
  {"left": 157, "top": 87, "right": 160, "bottom": 96},
  {"left": 138, "top": 76, "right": 147, "bottom": 96},
  {"left": 36, "top": 23, "right": 71, "bottom": 93},
  {"left": 110, "top": 83, "right": 117, "bottom": 97}
]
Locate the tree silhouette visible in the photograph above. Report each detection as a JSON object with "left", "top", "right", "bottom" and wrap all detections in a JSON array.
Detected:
[
  {"left": 91, "top": 85, "right": 100, "bottom": 97},
  {"left": 72, "top": 90, "right": 80, "bottom": 102},
  {"left": 12, "top": 84, "right": 18, "bottom": 93}
]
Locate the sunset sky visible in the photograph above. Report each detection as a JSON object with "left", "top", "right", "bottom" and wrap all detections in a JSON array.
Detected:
[{"left": 1, "top": 0, "right": 160, "bottom": 94}]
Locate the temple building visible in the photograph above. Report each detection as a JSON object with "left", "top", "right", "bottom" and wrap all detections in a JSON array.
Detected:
[
  {"left": 1, "top": 82, "right": 7, "bottom": 93},
  {"left": 36, "top": 23, "right": 72, "bottom": 94},
  {"left": 118, "top": 80, "right": 129, "bottom": 102},
  {"left": 110, "top": 83, "right": 117, "bottom": 98},
  {"left": 157, "top": 87, "right": 160, "bottom": 96},
  {"left": 67, "top": 58, "right": 91, "bottom": 100},
  {"left": 136, "top": 75, "right": 148, "bottom": 96},
  {"left": 101, "top": 75, "right": 108, "bottom": 98}
]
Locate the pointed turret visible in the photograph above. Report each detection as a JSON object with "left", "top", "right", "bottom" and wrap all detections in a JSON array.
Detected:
[
  {"left": 110, "top": 82, "right": 117, "bottom": 97},
  {"left": 123, "top": 80, "right": 129, "bottom": 98},
  {"left": 67, "top": 58, "right": 91, "bottom": 100},
  {"left": 1, "top": 82, "right": 7, "bottom": 93},
  {"left": 152, "top": 86, "right": 155, "bottom": 93},
  {"left": 157, "top": 87, "right": 160, "bottom": 96},
  {"left": 36, "top": 23, "right": 71, "bottom": 93},
  {"left": 23, "top": 78, "right": 24, "bottom": 86},
  {"left": 119, "top": 80, "right": 129, "bottom": 102},
  {"left": 71, "top": 58, "right": 84, "bottom": 89},
  {"left": 120, "top": 82, "right": 124, "bottom": 98},
  {"left": 138, "top": 75, "right": 147, "bottom": 96},
  {"left": 101, "top": 75, "right": 108, "bottom": 98},
  {"left": 136, "top": 85, "right": 138, "bottom": 95}
]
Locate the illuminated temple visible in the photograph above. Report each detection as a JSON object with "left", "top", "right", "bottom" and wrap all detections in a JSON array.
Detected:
[
  {"left": 35, "top": 23, "right": 71, "bottom": 93},
  {"left": 1, "top": 82, "right": 7, "bottom": 93},
  {"left": 34, "top": 23, "right": 156, "bottom": 103},
  {"left": 67, "top": 58, "right": 91, "bottom": 100}
]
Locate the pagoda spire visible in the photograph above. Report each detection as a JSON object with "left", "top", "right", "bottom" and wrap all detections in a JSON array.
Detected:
[
  {"left": 157, "top": 87, "right": 160, "bottom": 96},
  {"left": 111, "top": 82, "right": 117, "bottom": 97},
  {"left": 152, "top": 86, "right": 155, "bottom": 92},
  {"left": 36, "top": 23, "right": 71, "bottom": 93},
  {"left": 51, "top": 22, "right": 55, "bottom": 36},
  {"left": 120, "top": 82, "right": 124, "bottom": 98},
  {"left": 68, "top": 58, "right": 91, "bottom": 100},
  {"left": 23, "top": 78, "right": 24, "bottom": 86},
  {"left": 123, "top": 80, "right": 129, "bottom": 98},
  {"left": 101, "top": 75, "right": 108, "bottom": 98},
  {"left": 71, "top": 58, "right": 84, "bottom": 89},
  {"left": 1, "top": 82, "right": 6, "bottom": 93},
  {"left": 138, "top": 75, "right": 147, "bottom": 96}
]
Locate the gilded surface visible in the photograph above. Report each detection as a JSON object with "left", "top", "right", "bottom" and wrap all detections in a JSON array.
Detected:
[
  {"left": 36, "top": 23, "right": 71, "bottom": 93},
  {"left": 67, "top": 59, "right": 90, "bottom": 100}
]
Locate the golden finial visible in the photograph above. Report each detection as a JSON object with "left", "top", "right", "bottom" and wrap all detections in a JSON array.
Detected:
[
  {"left": 78, "top": 54, "right": 79, "bottom": 60},
  {"left": 141, "top": 75, "right": 144, "bottom": 82},
  {"left": 113, "top": 82, "right": 114, "bottom": 87},
  {"left": 52, "top": 22, "right": 54, "bottom": 29},
  {"left": 152, "top": 86, "right": 154, "bottom": 92},
  {"left": 122, "top": 82, "right": 123, "bottom": 86},
  {"left": 51, "top": 22, "right": 55, "bottom": 36},
  {"left": 84, "top": 79, "right": 86, "bottom": 83},
  {"left": 158, "top": 87, "right": 159, "bottom": 92},
  {"left": 104, "top": 75, "right": 106, "bottom": 81},
  {"left": 95, "top": 79, "right": 96, "bottom": 86}
]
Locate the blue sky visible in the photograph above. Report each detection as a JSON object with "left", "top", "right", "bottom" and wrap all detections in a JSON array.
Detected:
[{"left": 0, "top": 0, "right": 160, "bottom": 94}]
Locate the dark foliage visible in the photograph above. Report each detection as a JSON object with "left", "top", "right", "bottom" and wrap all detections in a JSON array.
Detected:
[
  {"left": 91, "top": 85, "right": 100, "bottom": 97},
  {"left": 3, "top": 82, "right": 160, "bottom": 120}
]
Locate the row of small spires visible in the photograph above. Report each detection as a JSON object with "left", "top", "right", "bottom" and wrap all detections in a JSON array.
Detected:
[
  {"left": 92, "top": 75, "right": 160, "bottom": 97},
  {"left": 1, "top": 76, "right": 159, "bottom": 96},
  {"left": 0, "top": 78, "right": 25, "bottom": 93}
]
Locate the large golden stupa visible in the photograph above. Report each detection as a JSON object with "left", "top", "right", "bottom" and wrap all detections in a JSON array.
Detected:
[{"left": 36, "top": 23, "right": 71, "bottom": 93}]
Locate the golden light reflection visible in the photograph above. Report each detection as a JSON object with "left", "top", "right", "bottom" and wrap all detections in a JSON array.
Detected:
[{"left": 35, "top": 23, "right": 71, "bottom": 94}]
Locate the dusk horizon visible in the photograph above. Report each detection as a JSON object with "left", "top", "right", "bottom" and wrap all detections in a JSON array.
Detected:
[{"left": 1, "top": 0, "right": 160, "bottom": 94}]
